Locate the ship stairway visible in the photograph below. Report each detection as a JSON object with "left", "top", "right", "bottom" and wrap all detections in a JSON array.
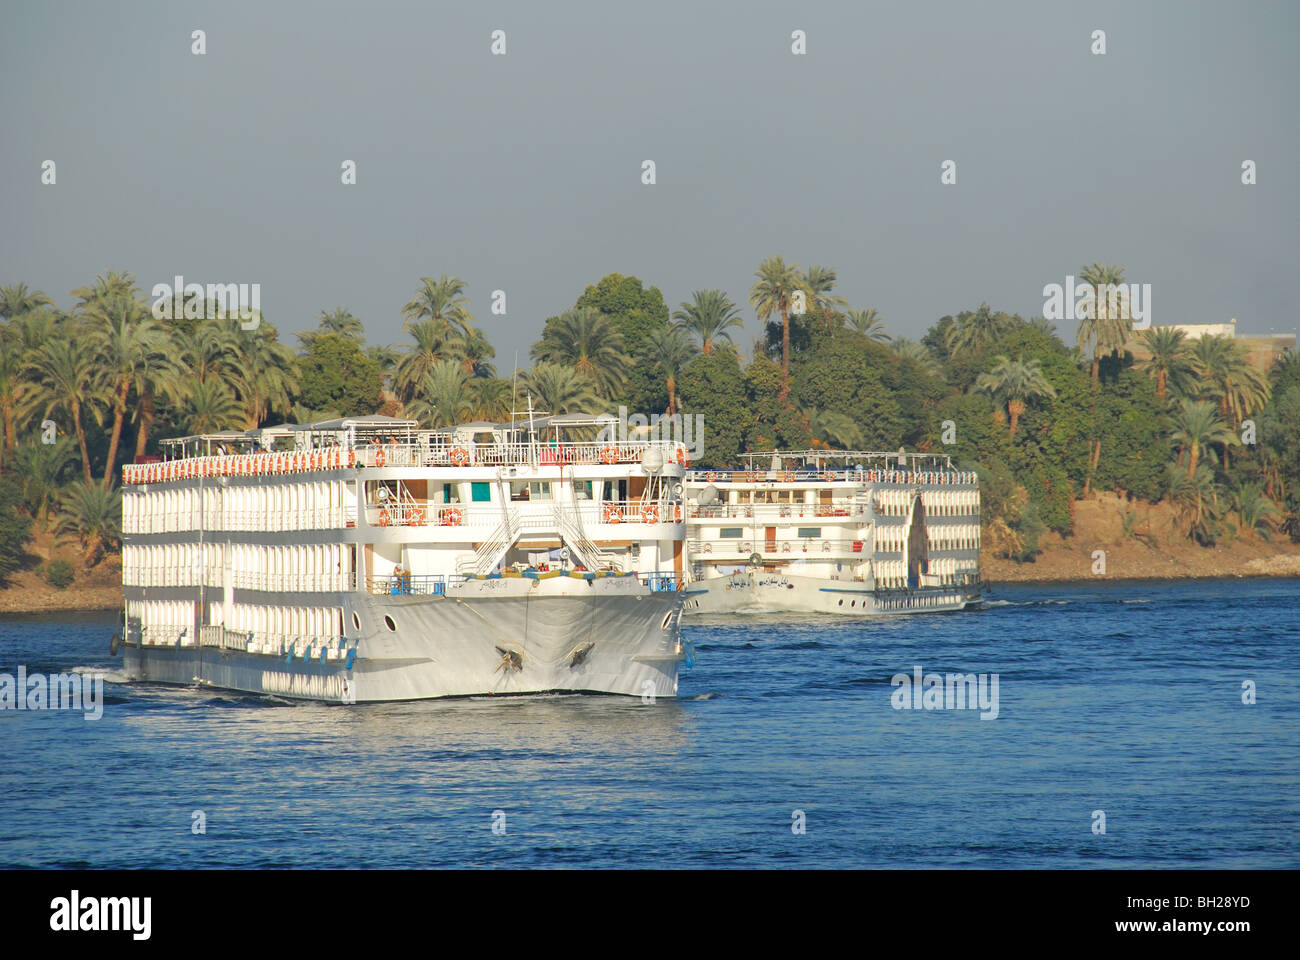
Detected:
[
  {"left": 554, "top": 480, "right": 620, "bottom": 572},
  {"left": 457, "top": 508, "right": 520, "bottom": 576}
]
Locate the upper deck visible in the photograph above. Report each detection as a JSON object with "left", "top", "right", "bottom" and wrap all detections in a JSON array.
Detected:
[{"left": 123, "top": 413, "right": 690, "bottom": 485}]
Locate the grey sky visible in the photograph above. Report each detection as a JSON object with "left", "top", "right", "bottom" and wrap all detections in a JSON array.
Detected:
[{"left": 3, "top": 0, "right": 1297, "bottom": 366}]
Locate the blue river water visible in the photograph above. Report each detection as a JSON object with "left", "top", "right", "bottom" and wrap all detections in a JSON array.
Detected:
[{"left": 1, "top": 578, "right": 1297, "bottom": 868}]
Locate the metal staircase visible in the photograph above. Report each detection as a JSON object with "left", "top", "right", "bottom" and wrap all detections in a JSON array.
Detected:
[{"left": 554, "top": 477, "right": 620, "bottom": 572}]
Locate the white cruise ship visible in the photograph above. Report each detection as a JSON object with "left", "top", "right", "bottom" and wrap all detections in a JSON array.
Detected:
[
  {"left": 117, "top": 413, "right": 691, "bottom": 702},
  {"left": 682, "top": 450, "right": 982, "bottom": 615}
]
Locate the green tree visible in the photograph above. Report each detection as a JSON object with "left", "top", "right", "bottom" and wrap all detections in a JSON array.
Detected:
[
  {"left": 644, "top": 324, "right": 698, "bottom": 415},
  {"left": 750, "top": 256, "right": 806, "bottom": 380},
  {"left": 401, "top": 275, "right": 474, "bottom": 339},
  {"left": 1136, "top": 327, "right": 1193, "bottom": 401},
  {"left": 518, "top": 362, "right": 599, "bottom": 415},
  {"left": 1171, "top": 398, "right": 1238, "bottom": 478},
  {"left": 676, "top": 348, "right": 748, "bottom": 467},
  {"left": 531, "top": 307, "right": 630, "bottom": 398},
  {"left": 672, "top": 290, "right": 743, "bottom": 356},
  {"left": 847, "top": 308, "right": 890, "bottom": 341},
  {"left": 1075, "top": 263, "right": 1132, "bottom": 380},
  {"left": 53, "top": 480, "right": 122, "bottom": 567},
  {"left": 973, "top": 355, "right": 1057, "bottom": 439},
  {"left": 0, "top": 474, "right": 33, "bottom": 585},
  {"left": 24, "top": 334, "right": 102, "bottom": 482},
  {"left": 297, "top": 334, "right": 383, "bottom": 417}
]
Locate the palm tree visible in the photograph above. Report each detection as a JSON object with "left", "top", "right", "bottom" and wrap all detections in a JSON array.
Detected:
[
  {"left": 1171, "top": 398, "right": 1238, "bottom": 479},
  {"left": 1231, "top": 482, "right": 1280, "bottom": 538},
  {"left": 53, "top": 480, "right": 122, "bottom": 567},
  {"left": 70, "top": 270, "right": 138, "bottom": 308},
  {"left": 974, "top": 355, "right": 1057, "bottom": 438},
  {"left": 401, "top": 274, "right": 474, "bottom": 339},
  {"left": 750, "top": 256, "right": 806, "bottom": 378},
  {"left": 672, "top": 290, "right": 743, "bottom": 355},
  {"left": 459, "top": 328, "right": 497, "bottom": 377},
  {"left": 406, "top": 359, "right": 474, "bottom": 428},
  {"left": 518, "top": 362, "right": 599, "bottom": 415},
  {"left": 469, "top": 378, "right": 513, "bottom": 422},
  {"left": 11, "top": 435, "right": 77, "bottom": 530},
  {"left": 395, "top": 319, "right": 463, "bottom": 402},
  {"left": 24, "top": 336, "right": 102, "bottom": 482},
  {"left": 530, "top": 307, "right": 630, "bottom": 398},
  {"left": 645, "top": 325, "right": 698, "bottom": 415},
  {"left": 801, "top": 265, "right": 848, "bottom": 326},
  {"left": 0, "top": 308, "right": 60, "bottom": 469},
  {"left": 846, "top": 308, "right": 890, "bottom": 341},
  {"left": 944, "top": 303, "right": 1013, "bottom": 358},
  {"left": 84, "top": 294, "right": 172, "bottom": 486},
  {"left": 1190, "top": 334, "right": 1269, "bottom": 427},
  {"left": 0, "top": 282, "right": 54, "bottom": 320},
  {"left": 1166, "top": 463, "right": 1222, "bottom": 545},
  {"left": 1136, "top": 327, "right": 1192, "bottom": 401},
  {"left": 319, "top": 307, "right": 364, "bottom": 340},
  {"left": 1075, "top": 263, "right": 1131, "bottom": 380},
  {"left": 805, "top": 408, "right": 863, "bottom": 449},
  {"left": 230, "top": 323, "right": 300, "bottom": 428},
  {"left": 889, "top": 339, "right": 942, "bottom": 378},
  {"left": 183, "top": 376, "right": 244, "bottom": 434}
]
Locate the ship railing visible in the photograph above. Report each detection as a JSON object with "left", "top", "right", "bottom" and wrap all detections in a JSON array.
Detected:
[
  {"left": 685, "top": 468, "right": 978, "bottom": 485},
  {"left": 632, "top": 571, "right": 683, "bottom": 592},
  {"left": 365, "top": 574, "right": 472, "bottom": 596},
  {"left": 227, "top": 572, "right": 358, "bottom": 593},
  {"left": 687, "top": 503, "right": 863, "bottom": 520},
  {"left": 689, "top": 538, "right": 869, "bottom": 557},
  {"left": 352, "top": 440, "right": 687, "bottom": 470},
  {"left": 356, "top": 499, "right": 685, "bottom": 528}
]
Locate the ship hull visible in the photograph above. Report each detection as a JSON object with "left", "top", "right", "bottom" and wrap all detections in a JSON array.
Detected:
[
  {"left": 683, "top": 572, "right": 976, "bottom": 616},
  {"left": 123, "top": 582, "right": 684, "bottom": 702}
]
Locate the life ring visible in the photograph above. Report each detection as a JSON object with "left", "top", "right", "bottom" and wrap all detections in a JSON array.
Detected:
[
  {"left": 641, "top": 504, "right": 659, "bottom": 524},
  {"left": 823, "top": 471, "right": 834, "bottom": 482},
  {"left": 409, "top": 506, "right": 426, "bottom": 525},
  {"left": 703, "top": 542, "right": 712, "bottom": 554},
  {"left": 347, "top": 448, "right": 355, "bottom": 468},
  {"left": 782, "top": 542, "right": 791, "bottom": 553},
  {"left": 781, "top": 471, "right": 795, "bottom": 483},
  {"left": 377, "top": 508, "right": 391, "bottom": 527},
  {"left": 450, "top": 447, "right": 470, "bottom": 467},
  {"left": 604, "top": 505, "right": 622, "bottom": 523},
  {"left": 600, "top": 446, "right": 619, "bottom": 465},
  {"left": 374, "top": 448, "right": 385, "bottom": 467},
  {"left": 443, "top": 507, "right": 463, "bottom": 526},
  {"left": 705, "top": 471, "right": 718, "bottom": 483}
]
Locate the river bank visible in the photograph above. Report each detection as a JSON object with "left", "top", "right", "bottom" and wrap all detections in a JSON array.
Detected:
[{"left": 3, "top": 493, "right": 1298, "bottom": 614}]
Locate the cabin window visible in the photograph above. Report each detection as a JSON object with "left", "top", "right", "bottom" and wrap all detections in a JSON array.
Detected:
[
  {"left": 720, "top": 527, "right": 743, "bottom": 539},
  {"left": 442, "top": 483, "right": 459, "bottom": 504},
  {"left": 471, "top": 482, "right": 491, "bottom": 502},
  {"left": 574, "top": 480, "right": 593, "bottom": 500},
  {"left": 528, "top": 481, "right": 553, "bottom": 501},
  {"left": 798, "top": 527, "right": 821, "bottom": 538}
]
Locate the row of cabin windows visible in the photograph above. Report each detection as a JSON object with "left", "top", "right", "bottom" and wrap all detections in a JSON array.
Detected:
[
  {"left": 720, "top": 527, "right": 822, "bottom": 539},
  {"left": 441, "top": 480, "right": 596, "bottom": 504}
]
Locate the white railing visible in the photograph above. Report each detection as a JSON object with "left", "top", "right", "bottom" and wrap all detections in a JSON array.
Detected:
[{"left": 687, "top": 503, "right": 865, "bottom": 520}]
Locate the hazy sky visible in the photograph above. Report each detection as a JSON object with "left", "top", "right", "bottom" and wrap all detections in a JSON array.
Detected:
[{"left": 3, "top": 0, "right": 1298, "bottom": 364}]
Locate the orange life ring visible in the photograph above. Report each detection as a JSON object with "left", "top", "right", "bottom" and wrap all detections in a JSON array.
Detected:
[
  {"left": 347, "top": 448, "right": 355, "bottom": 468},
  {"left": 823, "top": 471, "right": 834, "bottom": 482},
  {"left": 604, "top": 504, "right": 622, "bottom": 523},
  {"left": 409, "top": 505, "right": 426, "bottom": 525},
  {"left": 600, "top": 446, "right": 619, "bottom": 465},
  {"left": 781, "top": 471, "right": 795, "bottom": 483},
  {"left": 374, "top": 448, "right": 386, "bottom": 467},
  {"left": 705, "top": 471, "right": 718, "bottom": 483},
  {"left": 377, "top": 508, "right": 391, "bottom": 527},
  {"left": 443, "top": 507, "right": 463, "bottom": 526},
  {"left": 450, "top": 447, "right": 469, "bottom": 467},
  {"left": 641, "top": 504, "right": 659, "bottom": 524}
]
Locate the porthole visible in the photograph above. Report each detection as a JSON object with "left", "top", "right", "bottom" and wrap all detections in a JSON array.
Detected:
[
  {"left": 383, "top": 615, "right": 396, "bottom": 632},
  {"left": 660, "top": 610, "right": 674, "bottom": 630},
  {"left": 352, "top": 612, "right": 361, "bottom": 630},
  {"left": 838, "top": 599, "right": 844, "bottom": 607}
]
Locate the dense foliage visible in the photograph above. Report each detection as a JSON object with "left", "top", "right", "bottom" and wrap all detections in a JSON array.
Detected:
[{"left": 1, "top": 260, "right": 1295, "bottom": 570}]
